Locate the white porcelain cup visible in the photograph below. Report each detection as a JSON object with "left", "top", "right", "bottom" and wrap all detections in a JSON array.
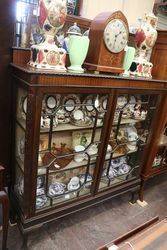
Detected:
[{"left": 74, "top": 145, "right": 85, "bottom": 163}]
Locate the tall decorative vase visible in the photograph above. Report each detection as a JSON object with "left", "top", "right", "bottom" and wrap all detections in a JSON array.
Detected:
[
  {"left": 129, "top": 13, "right": 158, "bottom": 78},
  {"left": 29, "top": 0, "right": 67, "bottom": 71},
  {"left": 68, "top": 35, "right": 90, "bottom": 73}
]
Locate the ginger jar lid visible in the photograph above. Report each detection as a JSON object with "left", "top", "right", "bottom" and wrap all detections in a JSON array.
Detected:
[{"left": 67, "top": 22, "right": 82, "bottom": 36}]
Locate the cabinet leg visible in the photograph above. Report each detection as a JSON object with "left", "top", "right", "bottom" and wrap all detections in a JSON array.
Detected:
[
  {"left": 0, "top": 191, "right": 9, "bottom": 250},
  {"left": 139, "top": 180, "right": 145, "bottom": 202},
  {"left": 130, "top": 190, "right": 138, "bottom": 204},
  {"left": 22, "top": 233, "right": 29, "bottom": 250}
]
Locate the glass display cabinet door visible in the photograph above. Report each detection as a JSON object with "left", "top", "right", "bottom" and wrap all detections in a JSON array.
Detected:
[
  {"left": 98, "top": 93, "right": 159, "bottom": 191},
  {"left": 36, "top": 93, "right": 108, "bottom": 211},
  {"left": 152, "top": 125, "right": 167, "bottom": 170}
]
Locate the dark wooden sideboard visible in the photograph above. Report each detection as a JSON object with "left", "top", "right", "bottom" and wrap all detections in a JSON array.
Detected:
[{"left": 9, "top": 48, "right": 167, "bottom": 245}]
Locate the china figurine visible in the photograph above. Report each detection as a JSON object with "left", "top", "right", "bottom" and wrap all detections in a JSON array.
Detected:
[
  {"left": 29, "top": 0, "right": 67, "bottom": 71},
  {"left": 130, "top": 13, "right": 158, "bottom": 78}
]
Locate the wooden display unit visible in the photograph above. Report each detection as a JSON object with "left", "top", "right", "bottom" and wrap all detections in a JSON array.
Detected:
[{"left": 10, "top": 48, "right": 167, "bottom": 245}]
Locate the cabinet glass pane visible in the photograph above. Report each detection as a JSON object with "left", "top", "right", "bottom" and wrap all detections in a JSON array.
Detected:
[
  {"left": 36, "top": 93, "right": 108, "bottom": 211},
  {"left": 99, "top": 94, "right": 158, "bottom": 191}
]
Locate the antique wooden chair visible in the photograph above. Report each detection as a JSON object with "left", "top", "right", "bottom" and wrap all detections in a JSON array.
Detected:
[{"left": 0, "top": 166, "right": 9, "bottom": 250}]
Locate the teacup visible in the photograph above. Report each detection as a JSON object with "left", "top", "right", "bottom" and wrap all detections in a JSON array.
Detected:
[
  {"left": 67, "top": 176, "right": 80, "bottom": 191},
  {"left": 74, "top": 145, "right": 85, "bottom": 162}
]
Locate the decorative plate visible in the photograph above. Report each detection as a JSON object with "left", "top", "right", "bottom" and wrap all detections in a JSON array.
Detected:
[
  {"left": 44, "top": 94, "right": 61, "bottom": 114},
  {"left": 22, "top": 96, "right": 27, "bottom": 114},
  {"left": 70, "top": 109, "right": 93, "bottom": 127},
  {"left": 20, "top": 95, "right": 28, "bottom": 120},
  {"left": 99, "top": 96, "right": 108, "bottom": 113},
  {"left": 83, "top": 95, "right": 97, "bottom": 116},
  {"left": 62, "top": 94, "right": 81, "bottom": 112}
]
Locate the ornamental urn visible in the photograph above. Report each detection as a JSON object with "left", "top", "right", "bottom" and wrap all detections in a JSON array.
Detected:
[
  {"left": 29, "top": 0, "right": 67, "bottom": 71},
  {"left": 129, "top": 13, "right": 158, "bottom": 78}
]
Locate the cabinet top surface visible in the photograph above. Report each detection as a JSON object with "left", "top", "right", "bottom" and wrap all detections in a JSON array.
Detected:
[
  {"left": 10, "top": 63, "right": 167, "bottom": 82},
  {"left": 11, "top": 63, "right": 167, "bottom": 91}
]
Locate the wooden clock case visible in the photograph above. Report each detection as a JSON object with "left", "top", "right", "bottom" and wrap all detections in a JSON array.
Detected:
[{"left": 84, "top": 11, "right": 129, "bottom": 74}]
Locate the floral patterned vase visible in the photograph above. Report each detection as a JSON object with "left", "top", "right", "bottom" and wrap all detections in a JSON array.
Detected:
[
  {"left": 129, "top": 13, "right": 158, "bottom": 78},
  {"left": 29, "top": 0, "right": 67, "bottom": 71}
]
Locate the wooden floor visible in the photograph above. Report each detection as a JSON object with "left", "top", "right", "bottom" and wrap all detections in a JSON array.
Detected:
[{"left": 0, "top": 174, "right": 167, "bottom": 250}]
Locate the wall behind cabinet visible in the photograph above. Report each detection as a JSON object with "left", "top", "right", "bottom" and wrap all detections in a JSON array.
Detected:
[
  {"left": 0, "top": 0, "right": 15, "bottom": 183},
  {"left": 80, "top": 0, "right": 155, "bottom": 26}
]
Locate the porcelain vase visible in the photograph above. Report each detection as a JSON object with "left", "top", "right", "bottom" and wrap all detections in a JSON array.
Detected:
[
  {"left": 122, "top": 46, "right": 136, "bottom": 76},
  {"left": 29, "top": 0, "right": 67, "bottom": 71},
  {"left": 129, "top": 13, "right": 158, "bottom": 78},
  {"left": 68, "top": 35, "right": 90, "bottom": 73}
]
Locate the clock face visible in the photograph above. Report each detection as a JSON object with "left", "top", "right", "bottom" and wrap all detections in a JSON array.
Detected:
[{"left": 104, "top": 19, "right": 128, "bottom": 53}]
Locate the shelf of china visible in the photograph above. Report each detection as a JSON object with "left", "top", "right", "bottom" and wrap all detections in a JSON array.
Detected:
[
  {"left": 37, "top": 149, "right": 138, "bottom": 175},
  {"left": 16, "top": 117, "right": 146, "bottom": 133}
]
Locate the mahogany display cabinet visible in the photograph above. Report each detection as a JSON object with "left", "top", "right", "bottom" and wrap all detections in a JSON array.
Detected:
[{"left": 10, "top": 51, "right": 167, "bottom": 239}]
